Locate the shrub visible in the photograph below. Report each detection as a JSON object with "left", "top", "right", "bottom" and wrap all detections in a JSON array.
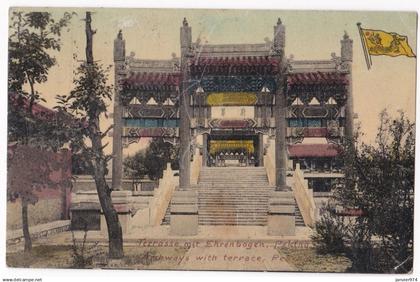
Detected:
[{"left": 311, "top": 206, "right": 349, "bottom": 255}]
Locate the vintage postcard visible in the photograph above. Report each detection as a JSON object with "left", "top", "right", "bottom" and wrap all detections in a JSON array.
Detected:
[{"left": 5, "top": 7, "right": 416, "bottom": 273}]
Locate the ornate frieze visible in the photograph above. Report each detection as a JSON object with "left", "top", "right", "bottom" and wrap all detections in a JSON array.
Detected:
[
  {"left": 120, "top": 89, "right": 178, "bottom": 106},
  {"left": 209, "top": 140, "right": 255, "bottom": 155},
  {"left": 287, "top": 105, "right": 341, "bottom": 119},
  {"left": 208, "top": 119, "right": 257, "bottom": 129},
  {"left": 124, "top": 105, "right": 178, "bottom": 118},
  {"left": 189, "top": 56, "right": 279, "bottom": 76},
  {"left": 286, "top": 88, "right": 347, "bottom": 107},
  {"left": 197, "top": 76, "right": 277, "bottom": 92},
  {"left": 122, "top": 127, "right": 179, "bottom": 138}
]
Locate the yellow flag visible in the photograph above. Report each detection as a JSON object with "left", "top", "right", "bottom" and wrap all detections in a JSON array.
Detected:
[{"left": 361, "top": 28, "right": 416, "bottom": 57}]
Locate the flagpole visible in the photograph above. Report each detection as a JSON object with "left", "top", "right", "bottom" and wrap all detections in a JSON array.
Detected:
[{"left": 357, "top": 22, "right": 371, "bottom": 69}]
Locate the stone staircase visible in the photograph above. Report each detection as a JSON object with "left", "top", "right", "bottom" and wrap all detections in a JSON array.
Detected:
[
  {"left": 162, "top": 166, "right": 305, "bottom": 227},
  {"left": 295, "top": 205, "right": 305, "bottom": 227},
  {"left": 198, "top": 167, "right": 271, "bottom": 226}
]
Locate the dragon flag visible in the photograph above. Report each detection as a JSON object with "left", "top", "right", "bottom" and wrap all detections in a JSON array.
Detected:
[{"left": 357, "top": 23, "right": 416, "bottom": 69}]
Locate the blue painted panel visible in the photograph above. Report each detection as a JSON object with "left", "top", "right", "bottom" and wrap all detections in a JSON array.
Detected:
[
  {"left": 288, "top": 118, "right": 322, "bottom": 128},
  {"left": 124, "top": 119, "right": 179, "bottom": 128},
  {"left": 125, "top": 119, "right": 144, "bottom": 127},
  {"left": 307, "top": 119, "right": 322, "bottom": 127},
  {"left": 145, "top": 119, "right": 158, "bottom": 127},
  {"left": 163, "top": 119, "right": 179, "bottom": 128}
]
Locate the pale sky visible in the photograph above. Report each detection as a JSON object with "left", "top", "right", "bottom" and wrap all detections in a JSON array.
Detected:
[{"left": 10, "top": 8, "right": 417, "bottom": 154}]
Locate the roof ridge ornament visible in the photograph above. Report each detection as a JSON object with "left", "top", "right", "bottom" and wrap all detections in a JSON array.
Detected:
[
  {"left": 277, "top": 18, "right": 282, "bottom": 25},
  {"left": 183, "top": 17, "right": 188, "bottom": 27},
  {"left": 343, "top": 30, "right": 349, "bottom": 40},
  {"left": 117, "top": 29, "right": 123, "bottom": 40}
]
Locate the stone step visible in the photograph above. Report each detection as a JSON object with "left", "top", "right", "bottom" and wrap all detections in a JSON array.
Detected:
[
  {"left": 199, "top": 201, "right": 268, "bottom": 205},
  {"left": 163, "top": 167, "right": 307, "bottom": 228},
  {"left": 199, "top": 193, "right": 270, "bottom": 196},
  {"left": 200, "top": 187, "right": 270, "bottom": 188},
  {"left": 199, "top": 212, "right": 267, "bottom": 216},
  {"left": 198, "top": 221, "right": 267, "bottom": 226},
  {"left": 199, "top": 188, "right": 272, "bottom": 191},
  {"left": 199, "top": 180, "right": 269, "bottom": 183},
  {"left": 200, "top": 174, "right": 267, "bottom": 177},
  {"left": 198, "top": 184, "right": 271, "bottom": 186},
  {"left": 199, "top": 191, "right": 270, "bottom": 194},
  {"left": 199, "top": 209, "right": 268, "bottom": 212},
  {"left": 199, "top": 191, "right": 271, "bottom": 193},
  {"left": 199, "top": 208, "right": 267, "bottom": 211},
  {"left": 197, "top": 167, "right": 271, "bottom": 226},
  {"left": 200, "top": 195, "right": 269, "bottom": 198}
]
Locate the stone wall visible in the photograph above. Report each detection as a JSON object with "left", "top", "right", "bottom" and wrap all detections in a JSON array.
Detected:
[{"left": 7, "top": 185, "right": 71, "bottom": 230}]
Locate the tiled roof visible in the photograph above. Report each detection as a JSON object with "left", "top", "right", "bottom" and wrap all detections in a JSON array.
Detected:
[
  {"left": 190, "top": 56, "right": 279, "bottom": 76},
  {"left": 9, "top": 93, "right": 57, "bottom": 121},
  {"left": 288, "top": 143, "right": 341, "bottom": 158},
  {"left": 287, "top": 72, "right": 348, "bottom": 86},
  {"left": 123, "top": 72, "right": 181, "bottom": 90}
]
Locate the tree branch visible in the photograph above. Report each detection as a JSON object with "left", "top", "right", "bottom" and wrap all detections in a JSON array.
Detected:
[{"left": 101, "top": 124, "right": 113, "bottom": 138}]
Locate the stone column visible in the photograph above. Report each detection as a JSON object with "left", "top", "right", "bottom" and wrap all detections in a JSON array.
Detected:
[
  {"left": 202, "top": 133, "right": 208, "bottom": 167},
  {"left": 112, "top": 30, "right": 125, "bottom": 191},
  {"left": 275, "top": 85, "right": 288, "bottom": 189},
  {"left": 170, "top": 18, "right": 198, "bottom": 236},
  {"left": 268, "top": 19, "right": 295, "bottom": 236},
  {"left": 258, "top": 133, "right": 264, "bottom": 166},
  {"left": 179, "top": 18, "right": 192, "bottom": 190},
  {"left": 341, "top": 32, "right": 354, "bottom": 141}
]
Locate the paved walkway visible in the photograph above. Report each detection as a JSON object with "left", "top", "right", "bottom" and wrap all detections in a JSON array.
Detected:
[
  {"left": 7, "top": 224, "right": 312, "bottom": 271},
  {"left": 127, "top": 225, "right": 313, "bottom": 240},
  {"left": 179, "top": 241, "right": 295, "bottom": 271}
]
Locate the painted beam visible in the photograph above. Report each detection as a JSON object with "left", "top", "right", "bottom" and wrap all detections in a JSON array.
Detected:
[
  {"left": 123, "top": 118, "right": 179, "bottom": 128},
  {"left": 208, "top": 118, "right": 257, "bottom": 129},
  {"left": 287, "top": 105, "right": 341, "bottom": 119},
  {"left": 124, "top": 105, "right": 178, "bottom": 119},
  {"left": 122, "top": 127, "right": 179, "bottom": 137}
]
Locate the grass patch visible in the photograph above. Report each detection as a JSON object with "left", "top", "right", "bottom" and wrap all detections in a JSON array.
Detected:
[
  {"left": 7, "top": 245, "right": 74, "bottom": 268},
  {"left": 7, "top": 244, "right": 189, "bottom": 269},
  {"left": 280, "top": 248, "right": 352, "bottom": 273}
]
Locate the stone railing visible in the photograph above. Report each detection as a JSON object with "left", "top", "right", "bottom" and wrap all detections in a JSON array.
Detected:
[
  {"left": 291, "top": 164, "right": 317, "bottom": 227},
  {"left": 7, "top": 220, "right": 70, "bottom": 246},
  {"left": 129, "top": 163, "right": 178, "bottom": 229},
  {"left": 263, "top": 139, "right": 276, "bottom": 186},
  {"left": 71, "top": 163, "right": 178, "bottom": 233},
  {"left": 190, "top": 147, "right": 202, "bottom": 185}
]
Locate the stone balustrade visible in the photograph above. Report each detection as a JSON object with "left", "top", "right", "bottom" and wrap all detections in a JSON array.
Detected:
[
  {"left": 263, "top": 139, "right": 276, "bottom": 186},
  {"left": 291, "top": 164, "right": 317, "bottom": 227},
  {"left": 7, "top": 220, "right": 70, "bottom": 246}
]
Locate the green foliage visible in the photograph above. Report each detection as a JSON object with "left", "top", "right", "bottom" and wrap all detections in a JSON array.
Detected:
[
  {"left": 8, "top": 11, "right": 73, "bottom": 100},
  {"left": 55, "top": 61, "right": 114, "bottom": 172},
  {"left": 8, "top": 11, "right": 73, "bottom": 145},
  {"left": 311, "top": 206, "right": 349, "bottom": 255},
  {"left": 124, "top": 150, "right": 147, "bottom": 180},
  {"left": 57, "top": 12, "right": 124, "bottom": 260},
  {"left": 7, "top": 11, "right": 74, "bottom": 253},
  {"left": 313, "top": 110, "right": 414, "bottom": 273},
  {"left": 124, "top": 138, "right": 179, "bottom": 181}
]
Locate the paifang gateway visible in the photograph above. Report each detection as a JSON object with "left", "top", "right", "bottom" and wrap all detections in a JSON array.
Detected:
[{"left": 107, "top": 18, "right": 354, "bottom": 236}]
